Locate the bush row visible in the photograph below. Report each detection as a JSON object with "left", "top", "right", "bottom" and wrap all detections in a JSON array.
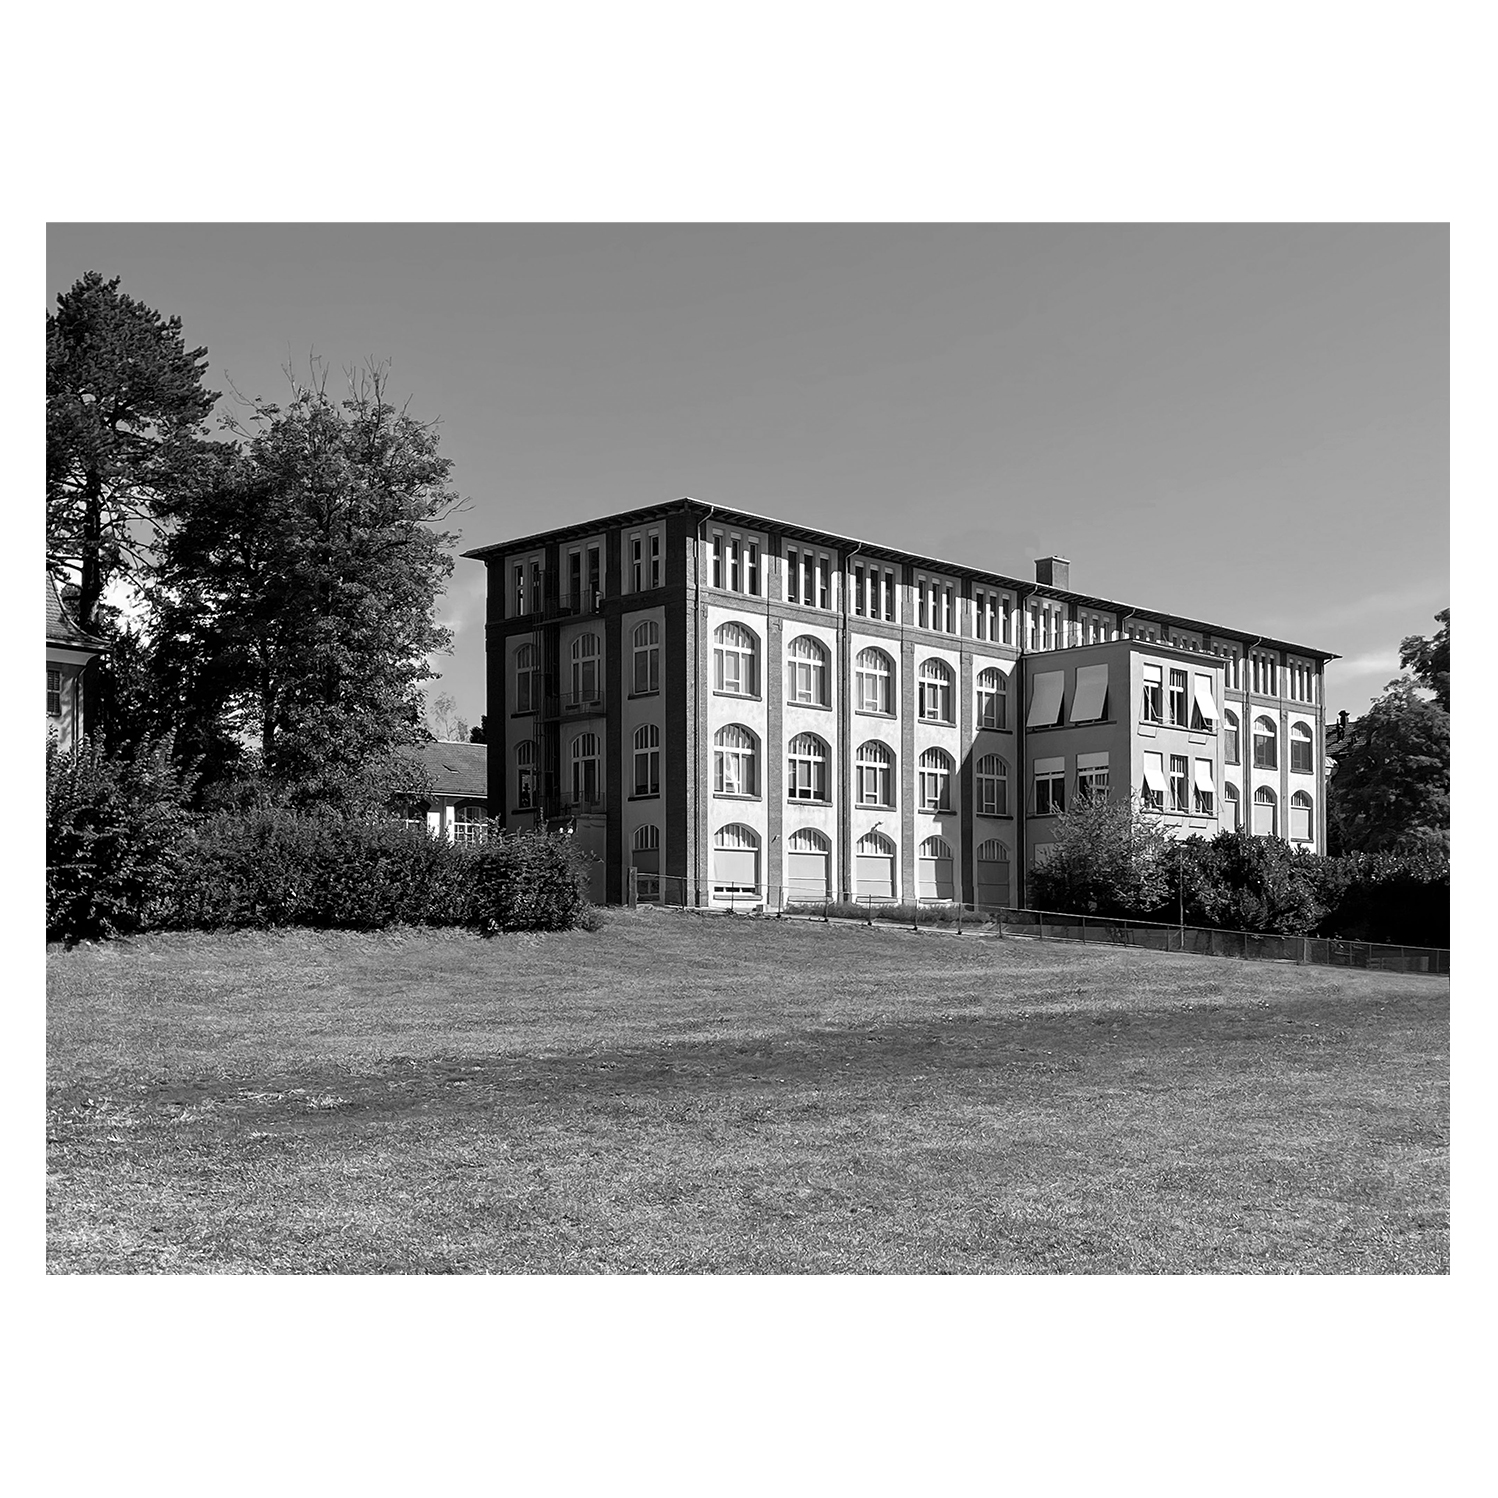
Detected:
[{"left": 46, "top": 740, "right": 590, "bottom": 943}]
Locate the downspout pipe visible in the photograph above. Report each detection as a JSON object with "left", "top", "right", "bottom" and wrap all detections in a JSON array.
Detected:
[
  {"left": 1016, "top": 585, "right": 1036, "bottom": 910},
  {"left": 692, "top": 502, "right": 714, "bottom": 906},
  {"left": 841, "top": 548, "right": 859, "bottom": 899}
]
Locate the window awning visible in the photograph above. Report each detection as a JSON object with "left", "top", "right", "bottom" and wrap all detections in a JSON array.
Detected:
[
  {"left": 1194, "top": 760, "right": 1216, "bottom": 792},
  {"left": 1077, "top": 751, "right": 1110, "bottom": 770},
  {"left": 1034, "top": 756, "right": 1064, "bottom": 775},
  {"left": 1143, "top": 758, "right": 1168, "bottom": 792},
  {"left": 1193, "top": 674, "right": 1219, "bottom": 724},
  {"left": 1070, "top": 664, "right": 1109, "bottom": 722},
  {"left": 1026, "top": 671, "right": 1065, "bottom": 727}
]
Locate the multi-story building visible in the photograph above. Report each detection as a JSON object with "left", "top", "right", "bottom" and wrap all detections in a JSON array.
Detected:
[{"left": 465, "top": 500, "right": 1336, "bottom": 908}]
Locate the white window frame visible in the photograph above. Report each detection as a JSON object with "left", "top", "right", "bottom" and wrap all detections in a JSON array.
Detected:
[
  {"left": 918, "top": 748, "right": 953, "bottom": 812},
  {"left": 714, "top": 622, "right": 759, "bottom": 697},
  {"left": 633, "top": 723, "right": 661, "bottom": 798},
  {"left": 786, "top": 733, "right": 830, "bottom": 802},
  {"left": 855, "top": 648, "right": 894, "bottom": 715},
  {"left": 918, "top": 658, "right": 954, "bottom": 724},
  {"left": 975, "top": 754, "right": 1008, "bottom": 816},
  {"left": 976, "top": 667, "right": 1007, "bottom": 730},
  {"left": 713, "top": 724, "right": 758, "bottom": 797},
  {"left": 855, "top": 740, "right": 894, "bottom": 808},
  {"left": 787, "top": 635, "right": 830, "bottom": 707}
]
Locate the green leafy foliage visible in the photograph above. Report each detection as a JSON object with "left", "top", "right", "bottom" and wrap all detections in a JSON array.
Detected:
[
  {"left": 46, "top": 738, "right": 194, "bottom": 942},
  {"left": 1327, "top": 678, "right": 1450, "bottom": 854},
  {"left": 1029, "top": 796, "right": 1173, "bottom": 917},
  {"left": 150, "top": 366, "right": 462, "bottom": 811},
  {"left": 1399, "top": 608, "right": 1450, "bottom": 713},
  {"left": 468, "top": 835, "right": 593, "bottom": 933},
  {"left": 46, "top": 272, "right": 219, "bottom": 633}
]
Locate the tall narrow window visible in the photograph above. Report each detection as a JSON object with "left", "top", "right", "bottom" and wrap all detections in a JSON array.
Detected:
[
  {"left": 631, "top": 537, "right": 644, "bottom": 592},
  {"left": 1290, "top": 723, "right": 1313, "bottom": 773},
  {"left": 47, "top": 667, "right": 62, "bottom": 718},
  {"left": 1252, "top": 786, "right": 1277, "bottom": 837},
  {"left": 1223, "top": 710, "right": 1241, "bottom": 764},
  {"left": 728, "top": 536, "right": 740, "bottom": 592},
  {"left": 1034, "top": 759, "right": 1065, "bottom": 816},
  {"left": 530, "top": 561, "right": 543, "bottom": 615},
  {"left": 570, "top": 633, "right": 602, "bottom": 705},
  {"left": 976, "top": 667, "right": 1007, "bottom": 730},
  {"left": 633, "top": 724, "right": 660, "bottom": 797},
  {"left": 1222, "top": 781, "right": 1240, "bottom": 830},
  {"left": 976, "top": 840, "right": 1010, "bottom": 910},
  {"left": 587, "top": 545, "right": 601, "bottom": 605},
  {"left": 714, "top": 725, "right": 758, "bottom": 796},
  {"left": 1253, "top": 716, "right": 1277, "bottom": 769},
  {"left": 568, "top": 550, "right": 581, "bottom": 608},
  {"left": 785, "top": 547, "right": 799, "bottom": 604},
  {"left": 855, "top": 740, "right": 894, "bottom": 807},
  {"left": 747, "top": 542, "right": 759, "bottom": 596},
  {"left": 1169, "top": 669, "right": 1189, "bottom": 727},
  {"left": 1141, "top": 665, "right": 1163, "bottom": 724},
  {"left": 714, "top": 622, "right": 758, "bottom": 696},
  {"left": 1141, "top": 752, "right": 1166, "bottom": 811},
  {"left": 918, "top": 837, "right": 955, "bottom": 901},
  {"left": 632, "top": 621, "right": 660, "bottom": 695},
  {"left": 515, "top": 644, "right": 540, "bottom": 714},
  {"left": 853, "top": 564, "right": 866, "bottom": 616},
  {"left": 1193, "top": 759, "right": 1215, "bottom": 815},
  {"left": 855, "top": 648, "right": 893, "bottom": 714},
  {"left": 816, "top": 555, "right": 829, "bottom": 609},
  {"left": 1169, "top": 754, "right": 1189, "bottom": 812},
  {"left": 882, "top": 569, "right": 895, "bottom": 622},
  {"left": 918, "top": 659, "right": 953, "bottom": 723},
  {"left": 570, "top": 733, "right": 601, "bottom": 807},
  {"left": 975, "top": 754, "right": 1008, "bottom": 816},
  {"left": 1289, "top": 790, "right": 1313, "bottom": 842},
  {"left": 918, "top": 748, "right": 954, "bottom": 811},
  {"left": 632, "top": 824, "right": 661, "bottom": 901},
  {"left": 514, "top": 740, "right": 536, "bottom": 810},
  {"left": 786, "top": 733, "right": 829, "bottom": 801},
  {"left": 711, "top": 532, "right": 723, "bottom": 589},
  {"left": 787, "top": 636, "right": 829, "bottom": 706},
  {"left": 512, "top": 563, "right": 525, "bottom": 616},
  {"left": 650, "top": 532, "right": 662, "bottom": 589}
]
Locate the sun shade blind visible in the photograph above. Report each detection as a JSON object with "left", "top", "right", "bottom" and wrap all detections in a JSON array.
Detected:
[
  {"left": 1034, "top": 756, "right": 1064, "bottom": 775},
  {"left": 1143, "top": 756, "right": 1168, "bottom": 792},
  {"left": 1077, "top": 751, "right": 1109, "bottom": 769},
  {"left": 1069, "top": 664, "right": 1109, "bottom": 722},
  {"left": 1026, "top": 671, "right": 1065, "bottom": 727},
  {"left": 1194, "top": 760, "right": 1215, "bottom": 792},
  {"left": 1193, "top": 674, "right": 1219, "bottom": 723}
]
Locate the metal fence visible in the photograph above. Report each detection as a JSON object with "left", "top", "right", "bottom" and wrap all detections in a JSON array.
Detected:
[{"left": 622, "top": 872, "right": 1448, "bottom": 976}]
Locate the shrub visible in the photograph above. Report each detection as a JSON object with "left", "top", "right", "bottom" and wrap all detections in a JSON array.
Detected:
[
  {"left": 47, "top": 737, "right": 193, "bottom": 942},
  {"left": 1030, "top": 798, "right": 1173, "bottom": 918},
  {"left": 468, "top": 833, "right": 592, "bottom": 933}
]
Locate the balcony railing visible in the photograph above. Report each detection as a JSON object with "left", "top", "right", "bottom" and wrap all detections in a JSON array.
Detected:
[
  {"left": 549, "top": 588, "right": 605, "bottom": 619},
  {"left": 544, "top": 689, "right": 607, "bottom": 718},
  {"left": 543, "top": 792, "right": 608, "bottom": 818}
]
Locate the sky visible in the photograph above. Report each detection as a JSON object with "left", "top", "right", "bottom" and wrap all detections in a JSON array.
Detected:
[{"left": 45, "top": 224, "right": 1449, "bottom": 728}]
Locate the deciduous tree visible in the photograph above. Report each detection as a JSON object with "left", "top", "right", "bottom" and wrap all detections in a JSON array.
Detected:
[{"left": 1399, "top": 608, "right": 1450, "bottom": 713}]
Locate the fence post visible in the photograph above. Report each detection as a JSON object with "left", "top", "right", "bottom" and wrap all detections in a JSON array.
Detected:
[
  {"left": 865, "top": 895, "right": 873, "bottom": 928},
  {"left": 627, "top": 866, "right": 638, "bottom": 909},
  {"left": 956, "top": 903, "right": 963, "bottom": 936},
  {"left": 823, "top": 897, "right": 829, "bottom": 924}
]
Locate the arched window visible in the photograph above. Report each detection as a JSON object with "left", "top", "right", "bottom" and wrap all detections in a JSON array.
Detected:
[
  {"left": 918, "top": 747, "right": 953, "bottom": 811},
  {"left": 1223, "top": 709, "right": 1240, "bottom": 764},
  {"left": 855, "top": 830, "right": 896, "bottom": 901},
  {"left": 514, "top": 740, "right": 536, "bottom": 810},
  {"left": 714, "top": 724, "right": 757, "bottom": 796},
  {"left": 632, "top": 620, "right": 660, "bottom": 696},
  {"left": 976, "top": 667, "right": 1008, "bottom": 730},
  {"left": 514, "top": 643, "right": 540, "bottom": 715},
  {"left": 633, "top": 723, "right": 660, "bottom": 797},
  {"left": 453, "top": 801, "right": 488, "bottom": 845},
  {"left": 855, "top": 740, "right": 894, "bottom": 807},
  {"left": 1290, "top": 722, "right": 1314, "bottom": 774},
  {"left": 1252, "top": 785, "right": 1277, "bottom": 837},
  {"left": 975, "top": 753, "right": 1008, "bottom": 816},
  {"left": 714, "top": 622, "right": 758, "bottom": 696},
  {"left": 570, "top": 632, "right": 602, "bottom": 705},
  {"left": 1253, "top": 715, "right": 1277, "bottom": 769},
  {"left": 787, "top": 732, "right": 829, "bottom": 801},
  {"left": 787, "top": 635, "right": 830, "bottom": 706},
  {"left": 917, "top": 836, "right": 955, "bottom": 902},
  {"left": 1289, "top": 789, "right": 1313, "bottom": 842},
  {"left": 1222, "top": 781, "right": 1240, "bottom": 830},
  {"left": 786, "top": 827, "right": 831, "bottom": 900},
  {"left": 570, "top": 731, "right": 602, "bottom": 807},
  {"left": 918, "top": 659, "right": 954, "bottom": 723},
  {"left": 712, "top": 823, "right": 760, "bottom": 896},
  {"left": 855, "top": 648, "right": 893, "bottom": 714},
  {"left": 976, "top": 839, "right": 1010, "bottom": 911},
  {"left": 631, "top": 824, "right": 661, "bottom": 900}
]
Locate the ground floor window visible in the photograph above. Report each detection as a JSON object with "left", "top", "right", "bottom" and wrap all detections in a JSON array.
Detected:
[
  {"left": 917, "top": 836, "right": 955, "bottom": 902},
  {"left": 453, "top": 801, "right": 489, "bottom": 844},
  {"left": 712, "top": 823, "right": 760, "bottom": 898},
  {"left": 631, "top": 824, "right": 661, "bottom": 901},
  {"left": 855, "top": 830, "right": 896, "bottom": 900},
  {"left": 976, "top": 839, "right": 1010, "bottom": 912},
  {"left": 785, "top": 828, "right": 831, "bottom": 901}
]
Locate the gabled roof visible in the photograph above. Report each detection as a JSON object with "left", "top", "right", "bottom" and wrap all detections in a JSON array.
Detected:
[
  {"left": 411, "top": 740, "right": 488, "bottom": 799},
  {"left": 46, "top": 572, "right": 107, "bottom": 651}
]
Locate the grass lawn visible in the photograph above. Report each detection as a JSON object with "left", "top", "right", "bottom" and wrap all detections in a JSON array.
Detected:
[{"left": 46, "top": 908, "right": 1449, "bottom": 1274}]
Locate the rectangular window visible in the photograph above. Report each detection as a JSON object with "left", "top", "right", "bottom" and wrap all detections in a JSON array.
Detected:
[
  {"left": 47, "top": 667, "right": 62, "bottom": 718},
  {"left": 1077, "top": 753, "right": 1109, "bottom": 804},
  {"left": 917, "top": 581, "right": 928, "bottom": 630},
  {"left": 632, "top": 536, "right": 645, "bottom": 593},
  {"left": 650, "top": 532, "right": 662, "bottom": 589},
  {"left": 728, "top": 536, "right": 739, "bottom": 592},
  {"left": 587, "top": 545, "right": 601, "bottom": 605},
  {"left": 1193, "top": 759, "right": 1215, "bottom": 815},
  {"left": 1141, "top": 752, "right": 1167, "bottom": 811},
  {"left": 943, "top": 586, "right": 954, "bottom": 634},
  {"left": 568, "top": 550, "right": 582, "bottom": 608},
  {"left": 634, "top": 748, "right": 660, "bottom": 797},
  {"left": 512, "top": 564, "right": 525, "bottom": 616},
  {"left": 785, "top": 547, "right": 799, "bottom": 604},
  {"left": 747, "top": 542, "right": 759, "bottom": 596},
  {"left": 1169, "top": 754, "right": 1189, "bottom": 813},
  {"left": 711, "top": 532, "right": 723, "bottom": 590},
  {"left": 816, "top": 555, "right": 829, "bottom": 610},
  {"left": 1141, "top": 664, "right": 1163, "bottom": 724},
  {"left": 1169, "top": 669, "right": 1189, "bottom": 727},
  {"left": 1224, "top": 715, "right": 1240, "bottom": 764},
  {"left": 1034, "top": 758, "right": 1065, "bottom": 816},
  {"left": 530, "top": 561, "right": 543, "bottom": 615},
  {"left": 882, "top": 570, "right": 895, "bottom": 622},
  {"left": 1291, "top": 729, "right": 1314, "bottom": 773},
  {"left": 1192, "top": 673, "right": 1219, "bottom": 731}
]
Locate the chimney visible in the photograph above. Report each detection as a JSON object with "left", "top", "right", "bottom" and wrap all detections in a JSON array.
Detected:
[{"left": 1035, "top": 555, "right": 1070, "bottom": 590}]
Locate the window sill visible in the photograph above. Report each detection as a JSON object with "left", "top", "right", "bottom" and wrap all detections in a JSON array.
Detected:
[
  {"left": 628, "top": 690, "right": 661, "bottom": 700},
  {"left": 787, "top": 701, "right": 833, "bottom": 713},
  {"left": 713, "top": 690, "right": 762, "bottom": 702},
  {"left": 975, "top": 811, "right": 1014, "bottom": 821},
  {"left": 628, "top": 792, "right": 661, "bottom": 802},
  {"left": 713, "top": 792, "right": 762, "bottom": 802},
  {"left": 787, "top": 797, "right": 832, "bottom": 806},
  {"left": 854, "top": 708, "right": 898, "bottom": 720},
  {"left": 917, "top": 719, "right": 956, "bottom": 729},
  {"left": 918, "top": 807, "right": 954, "bottom": 816},
  {"left": 855, "top": 803, "right": 895, "bottom": 813}
]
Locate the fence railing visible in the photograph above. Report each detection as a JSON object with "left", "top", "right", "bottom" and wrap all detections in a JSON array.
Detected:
[
  {"left": 543, "top": 690, "right": 607, "bottom": 718},
  {"left": 618, "top": 873, "right": 1448, "bottom": 975}
]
